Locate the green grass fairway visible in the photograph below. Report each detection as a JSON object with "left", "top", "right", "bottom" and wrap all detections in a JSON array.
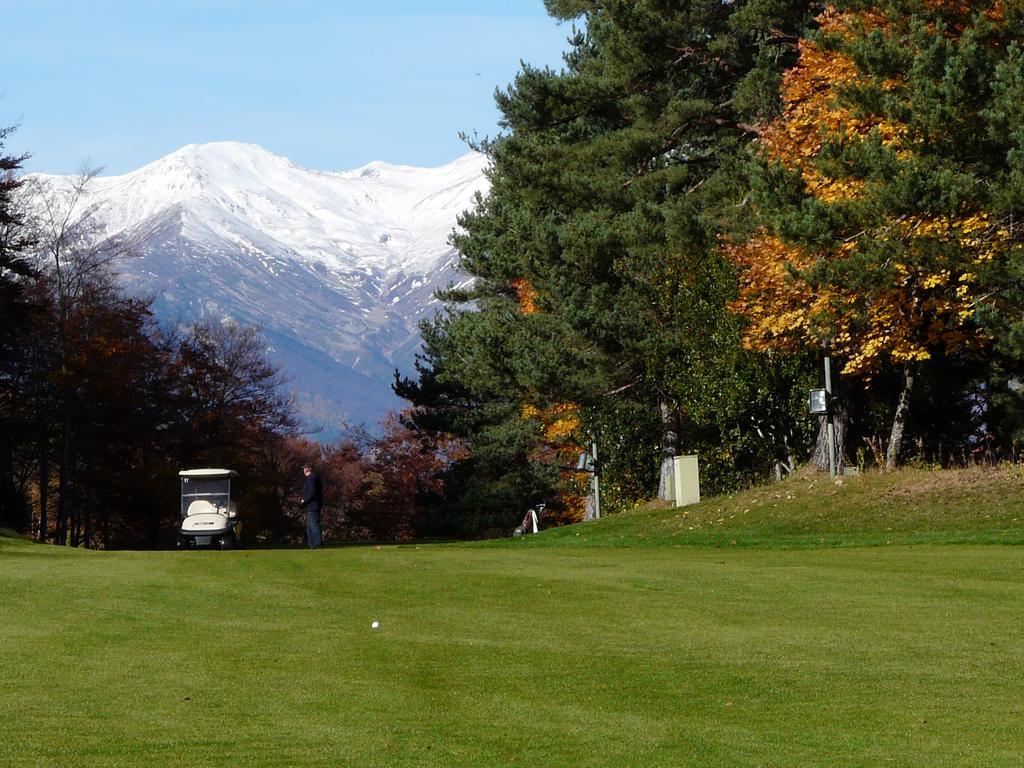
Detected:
[{"left": 3, "top": 535, "right": 1024, "bottom": 766}]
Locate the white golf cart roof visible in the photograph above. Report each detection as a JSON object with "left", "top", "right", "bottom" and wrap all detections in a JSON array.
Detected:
[{"left": 178, "top": 468, "right": 237, "bottom": 478}]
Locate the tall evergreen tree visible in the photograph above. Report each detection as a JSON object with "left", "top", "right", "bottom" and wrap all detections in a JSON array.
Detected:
[
  {"left": 0, "top": 125, "right": 39, "bottom": 531},
  {"left": 401, "top": 0, "right": 818, "bottom": 530}
]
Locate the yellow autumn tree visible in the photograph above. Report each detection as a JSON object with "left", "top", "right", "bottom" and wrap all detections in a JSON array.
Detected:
[{"left": 726, "top": 1, "right": 1013, "bottom": 468}]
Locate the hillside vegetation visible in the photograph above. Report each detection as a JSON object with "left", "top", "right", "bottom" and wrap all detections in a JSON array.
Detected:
[{"left": 513, "top": 465, "right": 1024, "bottom": 549}]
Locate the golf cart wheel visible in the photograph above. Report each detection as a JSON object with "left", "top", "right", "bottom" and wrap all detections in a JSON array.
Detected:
[
  {"left": 218, "top": 534, "right": 235, "bottom": 550},
  {"left": 176, "top": 535, "right": 188, "bottom": 550}
]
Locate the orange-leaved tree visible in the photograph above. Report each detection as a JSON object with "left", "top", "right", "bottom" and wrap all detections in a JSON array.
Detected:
[{"left": 726, "top": 1, "right": 1019, "bottom": 468}]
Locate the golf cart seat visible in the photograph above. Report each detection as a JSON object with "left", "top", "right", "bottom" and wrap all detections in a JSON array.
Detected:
[{"left": 186, "top": 499, "right": 238, "bottom": 518}]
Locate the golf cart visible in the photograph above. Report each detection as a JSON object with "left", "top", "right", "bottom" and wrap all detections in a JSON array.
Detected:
[{"left": 176, "top": 469, "right": 241, "bottom": 550}]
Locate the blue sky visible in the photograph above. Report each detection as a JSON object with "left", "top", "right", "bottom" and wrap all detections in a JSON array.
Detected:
[{"left": 2, "top": 1, "right": 574, "bottom": 175}]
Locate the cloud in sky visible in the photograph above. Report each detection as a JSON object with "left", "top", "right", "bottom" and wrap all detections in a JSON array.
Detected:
[{"left": 2, "top": 1, "right": 574, "bottom": 174}]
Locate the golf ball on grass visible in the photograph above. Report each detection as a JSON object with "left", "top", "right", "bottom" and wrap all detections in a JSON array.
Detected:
[{"left": 371, "top": 621, "right": 380, "bottom": 629}]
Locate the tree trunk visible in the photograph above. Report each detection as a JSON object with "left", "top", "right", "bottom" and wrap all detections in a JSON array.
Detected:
[
  {"left": 811, "top": 405, "right": 847, "bottom": 474},
  {"left": 774, "top": 432, "right": 795, "bottom": 481},
  {"left": 57, "top": 415, "right": 70, "bottom": 545},
  {"left": 69, "top": 455, "right": 80, "bottom": 548},
  {"left": 0, "top": 434, "right": 15, "bottom": 530},
  {"left": 38, "top": 449, "right": 48, "bottom": 542},
  {"left": 885, "top": 364, "right": 916, "bottom": 471},
  {"left": 82, "top": 459, "right": 92, "bottom": 548},
  {"left": 657, "top": 400, "right": 680, "bottom": 501}
]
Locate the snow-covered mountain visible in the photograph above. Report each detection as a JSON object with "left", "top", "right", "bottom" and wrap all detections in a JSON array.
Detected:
[{"left": 30, "top": 142, "right": 489, "bottom": 433}]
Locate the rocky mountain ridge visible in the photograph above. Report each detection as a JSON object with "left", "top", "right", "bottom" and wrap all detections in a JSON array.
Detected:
[{"left": 29, "top": 142, "right": 489, "bottom": 432}]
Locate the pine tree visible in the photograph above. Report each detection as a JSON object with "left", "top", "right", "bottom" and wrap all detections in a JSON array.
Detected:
[
  {"left": 0, "top": 125, "right": 39, "bottom": 531},
  {"left": 402, "top": 0, "right": 818, "bottom": 528}
]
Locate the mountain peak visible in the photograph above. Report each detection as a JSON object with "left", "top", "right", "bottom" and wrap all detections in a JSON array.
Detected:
[
  {"left": 348, "top": 152, "right": 488, "bottom": 179},
  {"left": 168, "top": 141, "right": 289, "bottom": 163},
  {"left": 138, "top": 141, "right": 297, "bottom": 187},
  {"left": 39, "top": 143, "right": 488, "bottom": 273}
]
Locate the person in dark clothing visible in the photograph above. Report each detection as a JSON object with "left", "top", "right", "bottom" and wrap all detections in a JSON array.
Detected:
[{"left": 300, "top": 464, "right": 324, "bottom": 548}]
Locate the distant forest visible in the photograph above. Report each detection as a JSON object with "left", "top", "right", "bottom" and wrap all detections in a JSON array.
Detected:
[
  {"left": 5, "top": 0, "right": 1024, "bottom": 546},
  {"left": 0, "top": 140, "right": 441, "bottom": 546}
]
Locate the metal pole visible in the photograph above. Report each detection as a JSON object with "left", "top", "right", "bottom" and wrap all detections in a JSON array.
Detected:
[
  {"left": 592, "top": 435, "right": 601, "bottom": 519},
  {"left": 824, "top": 355, "right": 838, "bottom": 478}
]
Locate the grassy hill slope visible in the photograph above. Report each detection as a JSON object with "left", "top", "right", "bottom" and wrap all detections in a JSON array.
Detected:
[{"left": 511, "top": 465, "right": 1024, "bottom": 549}]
